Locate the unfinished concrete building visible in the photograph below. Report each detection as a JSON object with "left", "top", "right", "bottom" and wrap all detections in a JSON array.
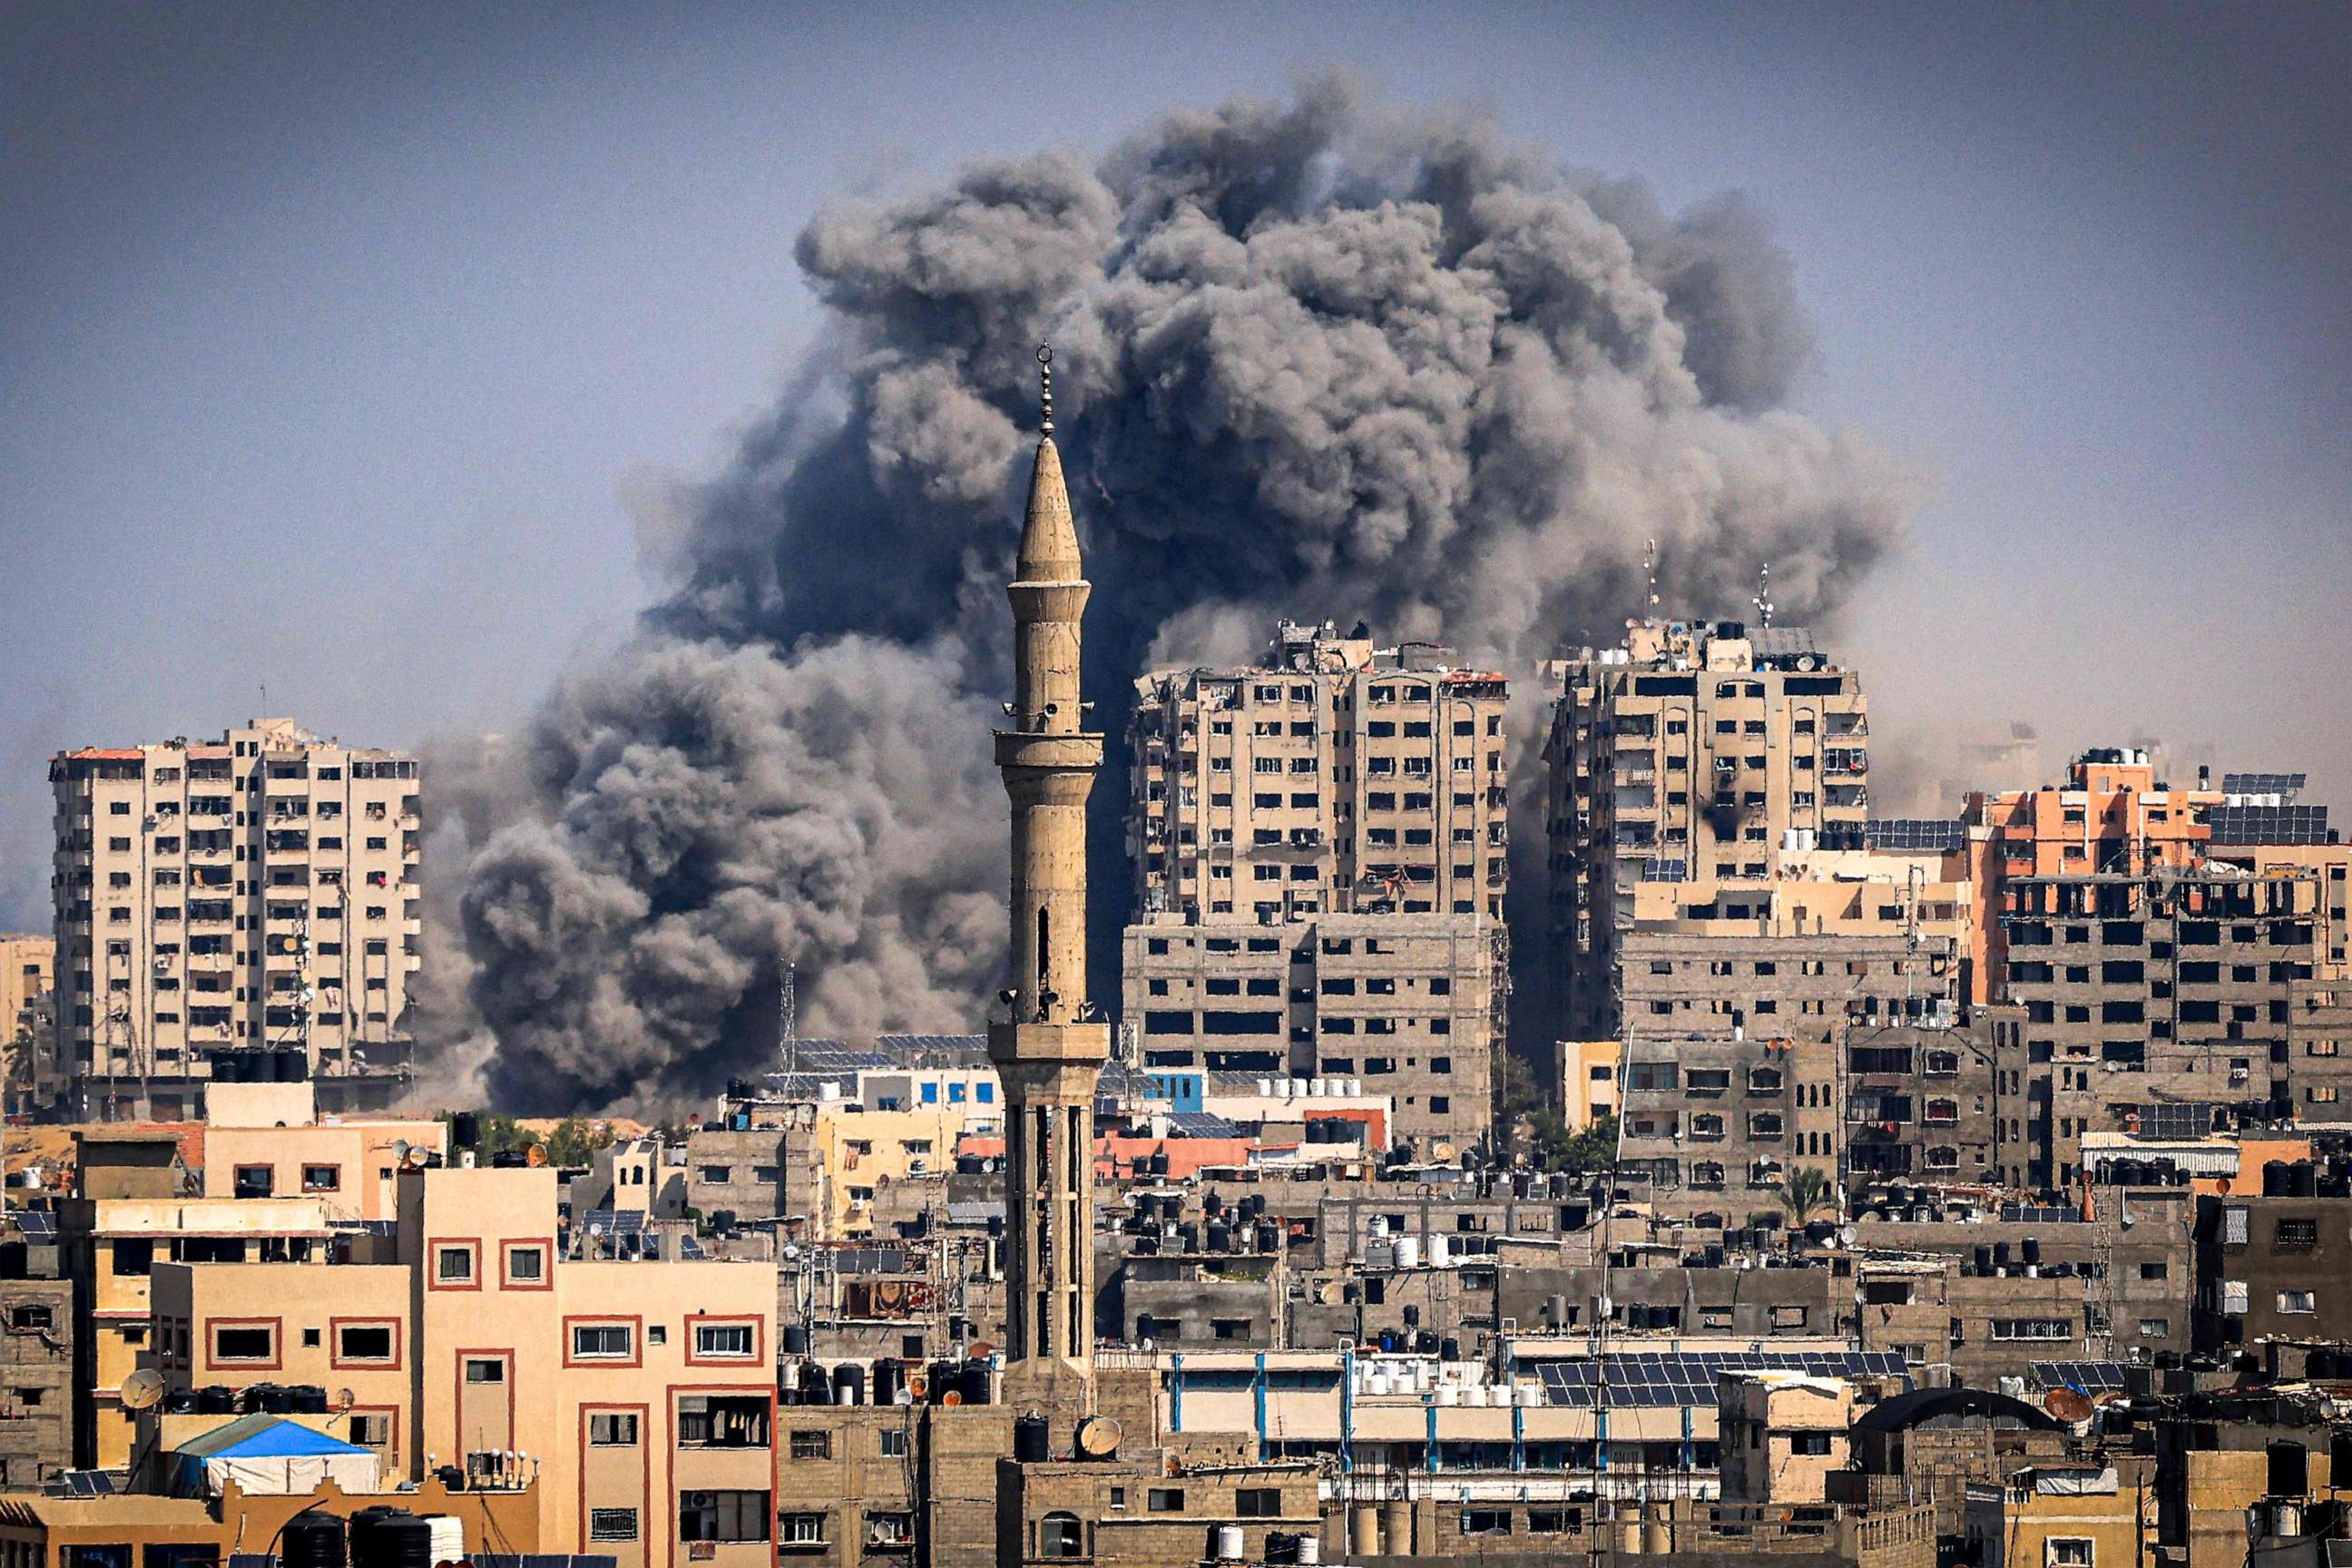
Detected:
[
  {"left": 1544, "top": 616, "right": 1871, "bottom": 1038},
  {"left": 1128, "top": 619, "right": 1510, "bottom": 925},
  {"left": 1613, "top": 1033, "right": 1832, "bottom": 1227},
  {"left": 1122, "top": 911, "right": 1498, "bottom": 1152},
  {"left": 1623, "top": 930, "right": 1962, "bottom": 1043},
  {"left": 47, "top": 719, "right": 420, "bottom": 1117}
]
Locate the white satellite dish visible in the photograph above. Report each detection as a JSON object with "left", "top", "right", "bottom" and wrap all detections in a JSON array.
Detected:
[{"left": 120, "top": 1369, "right": 167, "bottom": 1410}]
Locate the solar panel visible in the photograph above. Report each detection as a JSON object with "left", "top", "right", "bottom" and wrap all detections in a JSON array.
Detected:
[
  {"left": 2124, "top": 1102, "right": 2217, "bottom": 1139},
  {"left": 2029, "top": 1361, "right": 2129, "bottom": 1393},
  {"left": 1538, "top": 1350, "right": 1907, "bottom": 1407},
  {"left": 1641, "top": 858, "right": 1689, "bottom": 883},
  {"left": 2000, "top": 1205, "right": 2083, "bottom": 1224},
  {"left": 2208, "top": 806, "right": 2330, "bottom": 846},
  {"left": 13, "top": 1211, "right": 55, "bottom": 1239},
  {"left": 1868, "top": 819, "right": 1965, "bottom": 853},
  {"left": 2221, "top": 773, "right": 2306, "bottom": 797},
  {"left": 48, "top": 1471, "right": 116, "bottom": 1496}
]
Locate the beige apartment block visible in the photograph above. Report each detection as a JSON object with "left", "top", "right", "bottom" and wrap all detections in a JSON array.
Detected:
[
  {"left": 1122, "top": 911, "right": 1498, "bottom": 1153},
  {"left": 1544, "top": 617, "right": 1869, "bottom": 1038},
  {"left": 48, "top": 718, "right": 421, "bottom": 1117},
  {"left": 1129, "top": 619, "right": 1510, "bottom": 925},
  {"left": 0, "top": 933, "right": 54, "bottom": 1110}
]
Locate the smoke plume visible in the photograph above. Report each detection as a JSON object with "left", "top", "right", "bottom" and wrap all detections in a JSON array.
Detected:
[{"left": 432, "top": 77, "right": 1918, "bottom": 1112}]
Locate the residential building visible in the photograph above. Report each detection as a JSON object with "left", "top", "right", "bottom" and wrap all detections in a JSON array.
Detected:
[
  {"left": 2190, "top": 1163, "right": 2352, "bottom": 1351},
  {"left": 0, "top": 934, "right": 54, "bottom": 1112},
  {"left": 1962, "top": 1465, "right": 2143, "bottom": 1568},
  {"left": 47, "top": 719, "right": 421, "bottom": 1118},
  {"left": 0, "top": 1212, "right": 74, "bottom": 1490},
  {"left": 1122, "top": 911, "right": 1498, "bottom": 1152},
  {"left": 1544, "top": 615, "right": 1870, "bottom": 1039},
  {"left": 1128, "top": 618, "right": 1510, "bottom": 925},
  {"left": 1555, "top": 1040, "right": 1619, "bottom": 1129},
  {"left": 1719, "top": 1372, "right": 1855, "bottom": 1504}
]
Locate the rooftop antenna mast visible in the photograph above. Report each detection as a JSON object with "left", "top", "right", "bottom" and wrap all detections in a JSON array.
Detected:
[
  {"left": 1642, "top": 539, "right": 1661, "bottom": 618},
  {"left": 1753, "top": 564, "right": 1775, "bottom": 630}
]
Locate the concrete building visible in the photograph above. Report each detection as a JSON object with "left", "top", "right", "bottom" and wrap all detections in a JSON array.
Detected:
[
  {"left": 1613, "top": 1032, "right": 1832, "bottom": 1225},
  {"left": 2190, "top": 1162, "right": 2352, "bottom": 1351},
  {"left": 1556, "top": 1039, "right": 1621, "bottom": 1129},
  {"left": 1123, "top": 911, "right": 1498, "bottom": 1152},
  {"left": 1962, "top": 1465, "right": 2143, "bottom": 1568},
  {"left": 47, "top": 719, "right": 421, "bottom": 1118},
  {"left": 1719, "top": 1372, "right": 1855, "bottom": 1504},
  {"left": 0, "top": 1212, "right": 74, "bottom": 1490},
  {"left": 1623, "top": 931, "right": 1963, "bottom": 1044},
  {"left": 0, "top": 935, "right": 54, "bottom": 1113},
  {"left": 1128, "top": 618, "right": 1510, "bottom": 925},
  {"left": 1544, "top": 615, "right": 1870, "bottom": 1038}
]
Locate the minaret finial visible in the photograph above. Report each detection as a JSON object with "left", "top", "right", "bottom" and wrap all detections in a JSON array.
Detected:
[
  {"left": 1754, "top": 562, "right": 1775, "bottom": 629},
  {"left": 1642, "top": 537, "right": 1660, "bottom": 617},
  {"left": 1036, "top": 341, "right": 1054, "bottom": 437}
]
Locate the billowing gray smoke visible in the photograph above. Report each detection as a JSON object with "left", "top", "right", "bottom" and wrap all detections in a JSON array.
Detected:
[{"left": 433, "top": 77, "right": 1916, "bottom": 1113}]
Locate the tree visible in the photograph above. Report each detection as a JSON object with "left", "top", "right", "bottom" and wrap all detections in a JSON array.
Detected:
[
  {"left": 542, "top": 1116, "right": 612, "bottom": 1169},
  {"left": 1776, "top": 1166, "right": 1834, "bottom": 1230},
  {"left": 1526, "top": 1111, "right": 1618, "bottom": 1174}
]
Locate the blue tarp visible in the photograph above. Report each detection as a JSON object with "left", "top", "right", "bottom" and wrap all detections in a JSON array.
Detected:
[{"left": 176, "top": 1414, "right": 370, "bottom": 1460}]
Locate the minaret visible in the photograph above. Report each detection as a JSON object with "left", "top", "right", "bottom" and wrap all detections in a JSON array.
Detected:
[{"left": 989, "top": 344, "right": 1109, "bottom": 1400}]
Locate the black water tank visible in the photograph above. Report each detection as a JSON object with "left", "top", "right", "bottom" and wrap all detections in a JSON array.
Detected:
[
  {"left": 348, "top": 1508, "right": 432, "bottom": 1568},
  {"left": 1206, "top": 1223, "right": 1232, "bottom": 1253},
  {"left": 2021, "top": 1239, "right": 2042, "bottom": 1266},
  {"left": 450, "top": 1112, "right": 481, "bottom": 1151},
  {"left": 1992, "top": 1242, "right": 2011, "bottom": 1269},
  {"left": 1973, "top": 1246, "right": 1994, "bottom": 1272},
  {"left": 1203, "top": 1191, "right": 1223, "bottom": 1218},
  {"left": 2331, "top": 1430, "right": 2352, "bottom": 1489},
  {"left": 1248, "top": 1193, "right": 1267, "bottom": 1219},
  {"left": 2292, "top": 1162, "right": 2319, "bottom": 1198},
  {"left": 289, "top": 1385, "right": 328, "bottom": 1414},
  {"left": 2264, "top": 1161, "right": 2293, "bottom": 1196},
  {"left": 959, "top": 1359, "right": 992, "bottom": 1406},
  {"left": 1257, "top": 1223, "right": 1280, "bottom": 1252},
  {"left": 1014, "top": 1414, "right": 1051, "bottom": 1463},
  {"left": 874, "top": 1358, "right": 903, "bottom": 1405},
  {"left": 197, "top": 1385, "right": 236, "bottom": 1414},
  {"left": 2268, "top": 1440, "right": 2309, "bottom": 1498},
  {"left": 1440, "top": 1336, "right": 1463, "bottom": 1361},
  {"left": 832, "top": 1362, "right": 867, "bottom": 1406},
  {"left": 283, "top": 1513, "right": 348, "bottom": 1568},
  {"left": 781, "top": 1325, "right": 809, "bottom": 1356}
]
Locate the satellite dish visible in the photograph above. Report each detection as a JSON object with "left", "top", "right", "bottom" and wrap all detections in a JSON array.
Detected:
[
  {"left": 526, "top": 1144, "right": 549, "bottom": 1168},
  {"left": 2044, "top": 1387, "right": 2095, "bottom": 1424},
  {"left": 389, "top": 1140, "right": 413, "bottom": 1164},
  {"left": 1074, "top": 1415, "right": 1123, "bottom": 1459},
  {"left": 404, "top": 1146, "right": 431, "bottom": 1171},
  {"left": 336, "top": 1387, "right": 356, "bottom": 1412},
  {"left": 120, "top": 1369, "right": 167, "bottom": 1410},
  {"left": 1838, "top": 1225, "right": 1858, "bottom": 1247}
]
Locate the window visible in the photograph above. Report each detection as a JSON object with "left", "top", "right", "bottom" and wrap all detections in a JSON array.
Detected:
[
  {"left": 1791, "top": 1432, "right": 1833, "bottom": 1455},
  {"left": 212, "top": 1324, "right": 275, "bottom": 1363},
  {"left": 435, "top": 1245, "right": 476, "bottom": 1286},
  {"left": 881, "top": 1429, "right": 908, "bottom": 1456},
  {"left": 233, "top": 1165, "right": 275, "bottom": 1200},
  {"left": 335, "top": 1324, "right": 395, "bottom": 1363},
  {"left": 1147, "top": 1488, "right": 1185, "bottom": 1512},
  {"left": 1041, "top": 1512, "right": 1084, "bottom": 1558},
  {"left": 1462, "top": 1510, "right": 1514, "bottom": 1536},
  {"left": 679, "top": 1394, "right": 770, "bottom": 1448},
  {"left": 790, "top": 1429, "right": 832, "bottom": 1460},
  {"left": 349, "top": 1412, "right": 393, "bottom": 1446},
  {"left": 464, "top": 1357, "right": 505, "bottom": 1384},
  {"left": 780, "top": 1514, "right": 826, "bottom": 1544},
  {"left": 589, "top": 1508, "right": 639, "bottom": 1544},
  {"left": 589, "top": 1412, "right": 640, "bottom": 1446},
  {"left": 301, "top": 1164, "right": 339, "bottom": 1192},
  {"left": 2279, "top": 1290, "right": 2318, "bottom": 1315},
  {"left": 110, "top": 1240, "right": 152, "bottom": 1277},
  {"left": 1236, "top": 1488, "right": 1282, "bottom": 1517},
  {"left": 679, "top": 1490, "right": 770, "bottom": 1544},
  {"left": 693, "top": 1321, "right": 756, "bottom": 1359},
  {"left": 572, "top": 1323, "right": 633, "bottom": 1359},
  {"left": 2048, "top": 1540, "right": 2093, "bottom": 1567},
  {"left": 503, "top": 1244, "right": 545, "bottom": 1286},
  {"left": 2276, "top": 1218, "right": 2319, "bottom": 1251}
]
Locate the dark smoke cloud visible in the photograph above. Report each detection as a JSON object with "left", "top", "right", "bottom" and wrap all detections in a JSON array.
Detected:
[{"left": 431, "top": 76, "right": 1917, "bottom": 1113}]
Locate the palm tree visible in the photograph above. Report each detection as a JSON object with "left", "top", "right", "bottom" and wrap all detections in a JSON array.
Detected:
[{"left": 1776, "top": 1166, "right": 1834, "bottom": 1233}]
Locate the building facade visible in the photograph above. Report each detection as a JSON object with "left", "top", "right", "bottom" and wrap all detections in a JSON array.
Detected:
[
  {"left": 48, "top": 719, "right": 420, "bottom": 1117},
  {"left": 1129, "top": 619, "right": 1510, "bottom": 925},
  {"left": 1544, "top": 617, "right": 1870, "bottom": 1038}
]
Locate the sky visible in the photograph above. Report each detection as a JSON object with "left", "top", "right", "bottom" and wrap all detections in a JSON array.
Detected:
[{"left": 3, "top": 1, "right": 2347, "bottom": 929}]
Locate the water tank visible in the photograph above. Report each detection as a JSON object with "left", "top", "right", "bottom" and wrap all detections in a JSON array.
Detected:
[
  {"left": 2020, "top": 1239, "right": 2042, "bottom": 1266},
  {"left": 1258, "top": 1079, "right": 1274, "bottom": 1098},
  {"left": 958, "top": 1359, "right": 992, "bottom": 1406},
  {"left": 1436, "top": 1386, "right": 1460, "bottom": 1406},
  {"left": 1296, "top": 1532, "right": 1322, "bottom": 1564},
  {"left": 832, "top": 1363, "right": 866, "bottom": 1406},
  {"left": 1014, "top": 1415, "right": 1051, "bottom": 1463},
  {"left": 2293, "top": 1162, "right": 2319, "bottom": 1198},
  {"left": 1207, "top": 1223, "right": 1232, "bottom": 1253},
  {"left": 1203, "top": 1191, "right": 1223, "bottom": 1218},
  {"left": 283, "top": 1514, "right": 348, "bottom": 1568},
  {"left": 1257, "top": 1223, "right": 1280, "bottom": 1252},
  {"left": 1215, "top": 1525, "right": 1246, "bottom": 1562},
  {"left": 197, "top": 1386, "right": 237, "bottom": 1414},
  {"left": 348, "top": 1509, "right": 432, "bottom": 1568},
  {"left": 2269, "top": 1440, "right": 2309, "bottom": 1498},
  {"left": 420, "top": 1518, "right": 463, "bottom": 1568},
  {"left": 1426, "top": 1233, "right": 1450, "bottom": 1268},
  {"left": 1395, "top": 1236, "right": 1421, "bottom": 1269},
  {"left": 799, "top": 1361, "right": 831, "bottom": 1406},
  {"left": 2264, "top": 1161, "right": 2293, "bottom": 1196}
]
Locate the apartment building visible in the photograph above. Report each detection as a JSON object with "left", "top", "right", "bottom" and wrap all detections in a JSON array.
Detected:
[
  {"left": 1623, "top": 932, "right": 1962, "bottom": 1044},
  {"left": 48, "top": 718, "right": 421, "bottom": 1117},
  {"left": 1128, "top": 620, "right": 1510, "bottom": 925},
  {"left": 1544, "top": 617, "right": 1870, "bottom": 1038},
  {"left": 1122, "top": 911, "right": 1499, "bottom": 1152},
  {"left": 0, "top": 1213, "right": 74, "bottom": 1490},
  {"left": 0, "top": 934, "right": 54, "bottom": 1111},
  {"left": 145, "top": 1161, "right": 777, "bottom": 1567},
  {"left": 1613, "top": 1033, "right": 1835, "bottom": 1225}
]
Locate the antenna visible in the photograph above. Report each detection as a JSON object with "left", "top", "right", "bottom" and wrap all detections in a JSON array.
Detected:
[
  {"left": 1753, "top": 564, "right": 1775, "bottom": 629},
  {"left": 779, "top": 965, "right": 796, "bottom": 1045},
  {"left": 1642, "top": 538, "right": 1660, "bottom": 617}
]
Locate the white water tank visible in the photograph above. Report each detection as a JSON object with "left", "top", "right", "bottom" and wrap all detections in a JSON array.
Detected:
[
  {"left": 1216, "top": 1525, "right": 1245, "bottom": 1561},
  {"left": 1426, "top": 1233, "right": 1450, "bottom": 1267},
  {"left": 1395, "top": 1236, "right": 1422, "bottom": 1269},
  {"left": 1368, "top": 1372, "right": 1393, "bottom": 1396},
  {"left": 1259, "top": 1079, "right": 1274, "bottom": 1098},
  {"left": 1436, "top": 1386, "right": 1460, "bottom": 1406},
  {"left": 422, "top": 1516, "right": 465, "bottom": 1567},
  {"left": 1286, "top": 1078, "right": 1306, "bottom": 1098},
  {"left": 1348, "top": 1079, "right": 1365, "bottom": 1096},
  {"left": 1297, "top": 1535, "right": 1322, "bottom": 1565},
  {"left": 1369, "top": 1215, "right": 1391, "bottom": 1240}
]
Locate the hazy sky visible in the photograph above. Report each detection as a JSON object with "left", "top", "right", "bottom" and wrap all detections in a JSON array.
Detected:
[{"left": 4, "top": 2, "right": 2347, "bottom": 928}]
